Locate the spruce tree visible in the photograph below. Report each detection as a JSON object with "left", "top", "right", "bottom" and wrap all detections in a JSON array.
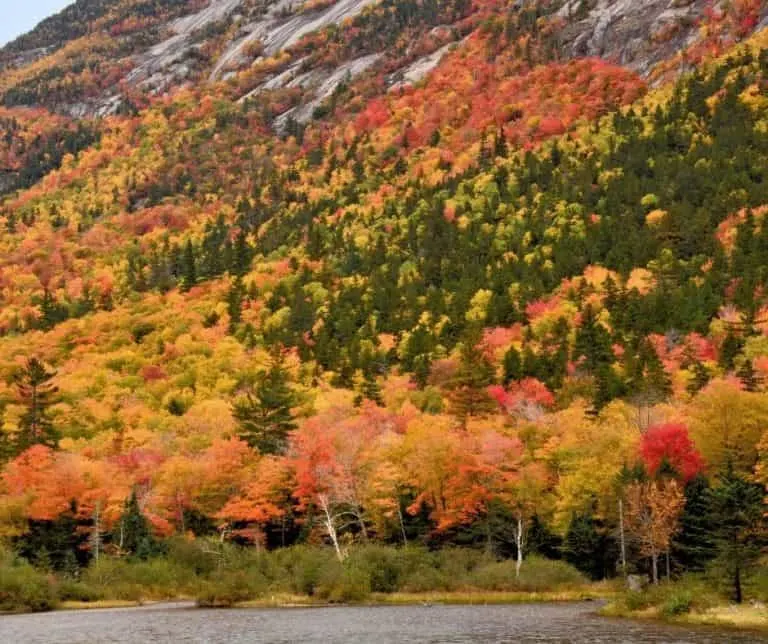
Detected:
[
  {"left": 573, "top": 304, "right": 612, "bottom": 374},
  {"left": 686, "top": 360, "right": 711, "bottom": 395},
  {"left": 718, "top": 330, "right": 742, "bottom": 372},
  {"left": 671, "top": 475, "right": 716, "bottom": 572},
  {"left": 227, "top": 276, "right": 245, "bottom": 334},
  {"left": 180, "top": 239, "right": 197, "bottom": 292},
  {"left": 448, "top": 331, "right": 496, "bottom": 428},
  {"left": 737, "top": 358, "right": 761, "bottom": 392},
  {"left": 14, "top": 357, "right": 59, "bottom": 452},
  {"left": 502, "top": 346, "right": 522, "bottom": 384},
  {"left": 356, "top": 370, "right": 384, "bottom": 407},
  {"left": 119, "top": 489, "right": 157, "bottom": 558},
  {"left": 709, "top": 466, "right": 766, "bottom": 603},
  {"left": 233, "top": 346, "right": 297, "bottom": 454},
  {"left": 563, "top": 509, "right": 615, "bottom": 580}
]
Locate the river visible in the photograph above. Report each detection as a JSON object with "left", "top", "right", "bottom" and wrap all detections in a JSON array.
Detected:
[{"left": 0, "top": 601, "right": 765, "bottom": 643}]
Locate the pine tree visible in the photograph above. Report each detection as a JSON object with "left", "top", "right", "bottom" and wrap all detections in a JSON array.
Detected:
[
  {"left": 502, "top": 346, "right": 522, "bottom": 384},
  {"left": 718, "top": 330, "right": 742, "bottom": 372},
  {"left": 231, "top": 229, "right": 252, "bottom": 277},
  {"left": 356, "top": 370, "right": 384, "bottom": 407},
  {"left": 686, "top": 360, "right": 711, "bottom": 396},
  {"left": 14, "top": 357, "right": 59, "bottom": 452},
  {"left": 227, "top": 276, "right": 245, "bottom": 334},
  {"left": 573, "top": 304, "right": 613, "bottom": 374},
  {"left": 563, "top": 509, "right": 616, "bottom": 580},
  {"left": 233, "top": 346, "right": 297, "bottom": 454},
  {"left": 118, "top": 489, "right": 157, "bottom": 559},
  {"left": 180, "top": 239, "right": 197, "bottom": 292},
  {"left": 671, "top": 475, "right": 715, "bottom": 572},
  {"left": 709, "top": 466, "right": 766, "bottom": 603},
  {"left": 736, "top": 358, "right": 760, "bottom": 392},
  {"left": 448, "top": 331, "right": 497, "bottom": 428}
]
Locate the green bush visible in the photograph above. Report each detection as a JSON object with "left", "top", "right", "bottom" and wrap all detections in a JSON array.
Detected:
[
  {"left": 268, "top": 546, "right": 339, "bottom": 596},
  {"left": 166, "top": 537, "right": 219, "bottom": 576},
  {"left": 466, "top": 557, "right": 586, "bottom": 592},
  {"left": 82, "top": 556, "right": 197, "bottom": 600},
  {"left": 347, "top": 545, "right": 409, "bottom": 593},
  {"left": 514, "top": 557, "right": 587, "bottom": 592},
  {"left": 661, "top": 590, "right": 693, "bottom": 616},
  {"left": 196, "top": 570, "right": 267, "bottom": 607},
  {"left": 56, "top": 579, "right": 104, "bottom": 602},
  {"left": 0, "top": 557, "right": 58, "bottom": 612},
  {"left": 316, "top": 562, "right": 371, "bottom": 602}
]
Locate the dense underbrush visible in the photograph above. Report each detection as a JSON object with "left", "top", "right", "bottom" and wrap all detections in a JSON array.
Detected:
[{"left": 0, "top": 541, "right": 590, "bottom": 611}]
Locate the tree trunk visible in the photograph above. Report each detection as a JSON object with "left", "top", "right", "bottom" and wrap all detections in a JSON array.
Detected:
[
  {"left": 665, "top": 551, "right": 670, "bottom": 582},
  {"left": 618, "top": 499, "right": 627, "bottom": 578},
  {"left": 735, "top": 565, "right": 742, "bottom": 604},
  {"left": 91, "top": 503, "right": 102, "bottom": 562},
  {"left": 651, "top": 551, "right": 659, "bottom": 585},
  {"left": 319, "top": 494, "right": 344, "bottom": 561},
  {"left": 396, "top": 503, "right": 408, "bottom": 546},
  {"left": 514, "top": 515, "right": 524, "bottom": 578}
]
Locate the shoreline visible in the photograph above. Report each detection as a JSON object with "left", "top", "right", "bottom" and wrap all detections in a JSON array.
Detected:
[
  {"left": 5, "top": 593, "right": 762, "bottom": 633},
  {"left": 599, "top": 600, "right": 768, "bottom": 632},
  {"left": 53, "top": 590, "right": 606, "bottom": 612}
]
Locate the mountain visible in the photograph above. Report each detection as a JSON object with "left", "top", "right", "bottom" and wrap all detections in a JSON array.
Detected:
[{"left": 0, "top": 0, "right": 766, "bottom": 589}]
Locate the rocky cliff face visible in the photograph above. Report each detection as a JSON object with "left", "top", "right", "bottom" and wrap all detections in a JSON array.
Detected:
[{"left": 0, "top": 0, "right": 765, "bottom": 124}]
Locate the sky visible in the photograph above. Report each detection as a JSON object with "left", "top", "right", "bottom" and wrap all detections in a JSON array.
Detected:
[{"left": 0, "top": 1, "right": 73, "bottom": 47}]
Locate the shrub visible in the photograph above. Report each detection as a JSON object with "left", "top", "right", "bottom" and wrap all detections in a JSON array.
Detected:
[
  {"left": 268, "top": 546, "right": 339, "bottom": 596},
  {"left": 347, "top": 545, "right": 408, "bottom": 593},
  {"left": 0, "top": 557, "right": 58, "bottom": 612},
  {"left": 56, "top": 579, "right": 104, "bottom": 602},
  {"left": 166, "top": 537, "right": 219, "bottom": 576},
  {"left": 661, "top": 590, "right": 693, "bottom": 616},
  {"left": 82, "top": 557, "right": 197, "bottom": 600},
  {"left": 514, "top": 557, "right": 587, "bottom": 592},
  {"left": 316, "top": 562, "right": 371, "bottom": 602},
  {"left": 465, "top": 557, "right": 586, "bottom": 592},
  {"left": 196, "top": 570, "right": 267, "bottom": 607}
]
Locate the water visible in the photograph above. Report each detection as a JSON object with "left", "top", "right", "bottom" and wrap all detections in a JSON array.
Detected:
[{"left": 0, "top": 601, "right": 765, "bottom": 643}]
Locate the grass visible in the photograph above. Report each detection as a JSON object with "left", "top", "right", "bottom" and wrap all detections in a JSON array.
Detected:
[
  {"left": 600, "top": 573, "right": 768, "bottom": 632},
  {"left": 370, "top": 589, "right": 606, "bottom": 604}
]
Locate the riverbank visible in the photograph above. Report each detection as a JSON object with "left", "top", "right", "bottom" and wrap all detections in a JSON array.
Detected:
[
  {"left": 600, "top": 576, "right": 768, "bottom": 632},
  {"left": 232, "top": 588, "right": 609, "bottom": 608},
  {"left": 602, "top": 601, "right": 768, "bottom": 631}
]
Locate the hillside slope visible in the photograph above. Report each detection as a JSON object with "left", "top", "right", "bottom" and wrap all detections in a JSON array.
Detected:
[{"left": 0, "top": 0, "right": 765, "bottom": 583}]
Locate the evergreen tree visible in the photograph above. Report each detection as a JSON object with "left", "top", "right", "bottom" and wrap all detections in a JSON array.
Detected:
[
  {"left": 14, "top": 357, "right": 59, "bottom": 452},
  {"left": 356, "top": 370, "right": 384, "bottom": 407},
  {"left": 227, "top": 276, "right": 245, "bottom": 334},
  {"left": 671, "top": 475, "right": 716, "bottom": 572},
  {"left": 118, "top": 489, "right": 158, "bottom": 558},
  {"left": 563, "top": 509, "right": 616, "bottom": 580},
  {"left": 686, "top": 360, "right": 711, "bottom": 396},
  {"left": 709, "top": 466, "right": 766, "bottom": 603},
  {"left": 180, "top": 239, "right": 197, "bottom": 292},
  {"left": 233, "top": 347, "right": 297, "bottom": 454},
  {"left": 718, "top": 330, "right": 742, "bottom": 372},
  {"left": 502, "top": 346, "right": 522, "bottom": 384},
  {"left": 736, "top": 358, "right": 761, "bottom": 392},
  {"left": 573, "top": 304, "right": 613, "bottom": 374},
  {"left": 448, "top": 331, "right": 496, "bottom": 428}
]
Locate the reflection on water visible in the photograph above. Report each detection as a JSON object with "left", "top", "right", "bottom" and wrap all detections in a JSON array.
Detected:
[{"left": 0, "top": 601, "right": 765, "bottom": 643}]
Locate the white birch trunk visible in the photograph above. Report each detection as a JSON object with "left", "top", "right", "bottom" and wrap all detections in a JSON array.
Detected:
[
  {"left": 318, "top": 494, "right": 344, "bottom": 561},
  {"left": 514, "top": 515, "right": 525, "bottom": 578}
]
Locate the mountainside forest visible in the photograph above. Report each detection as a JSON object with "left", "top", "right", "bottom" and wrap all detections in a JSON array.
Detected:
[{"left": 0, "top": 0, "right": 767, "bottom": 607}]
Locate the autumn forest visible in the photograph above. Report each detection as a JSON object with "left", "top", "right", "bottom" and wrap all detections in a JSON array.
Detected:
[{"left": 0, "top": 0, "right": 766, "bottom": 618}]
